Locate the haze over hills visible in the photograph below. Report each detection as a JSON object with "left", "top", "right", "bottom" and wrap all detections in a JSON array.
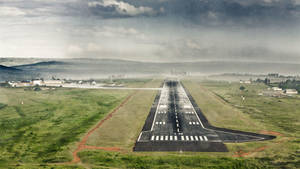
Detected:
[
  {"left": 1, "top": 58, "right": 300, "bottom": 81},
  {"left": 0, "top": 64, "right": 28, "bottom": 81}
]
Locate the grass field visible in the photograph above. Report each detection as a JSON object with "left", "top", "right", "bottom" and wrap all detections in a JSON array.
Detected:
[
  {"left": 1, "top": 78, "right": 299, "bottom": 168},
  {"left": 86, "top": 79, "right": 162, "bottom": 149},
  {"left": 0, "top": 86, "right": 131, "bottom": 168}
]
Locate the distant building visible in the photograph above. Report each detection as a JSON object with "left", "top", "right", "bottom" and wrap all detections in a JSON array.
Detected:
[
  {"left": 43, "top": 80, "right": 63, "bottom": 87},
  {"left": 8, "top": 81, "right": 17, "bottom": 87},
  {"left": 272, "top": 87, "right": 282, "bottom": 91},
  {"left": 285, "top": 89, "right": 298, "bottom": 95},
  {"left": 268, "top": 73, "right": 279, "bottom": 78},
  {"left": 32, "top": 80, "right": 43, "bottom": 86},
  {"left": 240, "top": 80, "right": 251, "bottom": 84},
  {"left": 13, "top": 81, "right": 31, "bottom": 87}
]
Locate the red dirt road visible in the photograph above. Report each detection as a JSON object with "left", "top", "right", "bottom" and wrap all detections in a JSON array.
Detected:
[
  {"left": 260, "top": 130, "right": 283, "bottom": 136},
  {"left": 71, "top": 92, "right": 136, "bottom": 163},
  {"left": 233, "top": 146, "right": 268, "bottom": 157},
  {"left": 233, "top": 131, "right": 282, "bottom": 157}
]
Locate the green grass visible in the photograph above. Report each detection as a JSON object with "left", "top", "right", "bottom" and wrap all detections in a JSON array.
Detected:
[
  {"left": 86, "top": 79, "right": 162, "bottom": 150},
  {"left": 0, "top": 103, "right": 7, "bottom": 109},
  {"left": 78, "top": 150, "right": 273, "bottom": 169},
  {"left": 0, "top": 87, "right": 130, "bottom": 166}
]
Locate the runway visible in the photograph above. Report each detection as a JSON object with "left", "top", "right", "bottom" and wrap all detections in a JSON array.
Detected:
[{"left": 134, "top": 80, "right": 275, "bottom": 152}]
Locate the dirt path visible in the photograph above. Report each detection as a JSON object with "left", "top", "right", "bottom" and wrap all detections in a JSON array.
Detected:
[
  {"left": 69, "top": 92, "right": 137, "bottom": 163},
  {"left": 260, "top": 130, "right": 283, "bottom": 136},
  {"left": 233, "top": 131, "right": 282, "bottom": 157},
  {"left": 233, "top": 146, "right": 268, "bottom": 157}
]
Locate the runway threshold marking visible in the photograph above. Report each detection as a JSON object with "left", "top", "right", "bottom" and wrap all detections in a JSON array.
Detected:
[
  {"left": 190, "top": 136, "right": 194, "bottom": 141},
  {"left": 185, "top": 136, "right": 189, "bottom": 141},
  {"left": 199, "top": 136, "right": 203, "bottom": 141}
]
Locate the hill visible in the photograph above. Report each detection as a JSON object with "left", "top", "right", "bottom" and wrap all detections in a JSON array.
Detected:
[{"left": 2, "top": 58, "right": 300, "bottom": 80}]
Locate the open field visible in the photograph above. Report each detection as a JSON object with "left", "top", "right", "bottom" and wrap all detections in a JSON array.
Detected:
[
  {"left": 86, "top": 79, "right": 162, "bottom": 150},
  {"left": 0, "top": 78, "right": 299, "bottom": 168},
  {"left": 0, "top": 86, "right": 131, "bottom": 168}
]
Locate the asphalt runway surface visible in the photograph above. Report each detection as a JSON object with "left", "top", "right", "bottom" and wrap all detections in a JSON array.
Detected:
[{"left": 134, "top": 80, "right": 275, "bottom": 152}]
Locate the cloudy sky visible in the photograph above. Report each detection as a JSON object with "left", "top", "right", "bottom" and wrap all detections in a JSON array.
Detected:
[{"left": 0, "top": 0, "right": 300, "bottom": 62}]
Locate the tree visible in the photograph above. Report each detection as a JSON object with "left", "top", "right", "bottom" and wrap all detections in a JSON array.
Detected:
[
  {"left": 264, "top": 78, "right": 270, "bottom": 85},
  {"left": 240, "top": 86, "right": 246, "bottom": 91}
]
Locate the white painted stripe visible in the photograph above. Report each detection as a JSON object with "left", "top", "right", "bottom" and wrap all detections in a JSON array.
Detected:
[
  {"left": 177, "top": 128, "right": 180, "bottom": 132},
  {"left": 190, "top": 136, "right": 194, "bottom": 141},
  {"left": 159, "top": 122, "right": 162, "bottom": 124},
  {"left": 186, "top": 136, "right": 189, "bottom": 141},
  {"left": 192, "top": 122, "right": 195, "bottom": 125},
  {"left": 151, "top": 136, "right": 154, "bottom": 141},
  {"left": 174, "top": 136, "right": 178, "bottom": 141},
  {"left": 189, "top": 122, "right": 192, "bottom": 125},
  {"left": 170, "top": 136, "right": 173, "bottom": 141},
  {"left": 163, "top": 122, "right": 165, "bottom": 125},
  {"left": 181, "top": 136, "right": 185, "bottom": 141},
  {"left": 160, "top": 136, "right": 164, "bottom": 141},
  {"left": 156, "top": 136, "right": 159, "bottom": 141},
  {"left": 155, "top": 122, "right": 158, "bottom": 124},
  {"left": 196, "top": 122, "right": 199, "bottom": 125},
  {"left": 177, "top": 124, "right": 179, "bottom": 127},
  {"left": 150, "top": 83, "right": 166, "bottom": 131},
  {"left": 165, "top": 136, "right": 168, "bottom": 141},
  {"left": 199, "top": 136, "right": 203, "bottom": 141},
  {"left": 204, "top": 136, "right": 208, "bottom": 141},
  {"left": 195, "top": 136, "right": 199, "bottom": 141},
  {"left": 137, "top": 132, "right": 143, "bottom": 141}
]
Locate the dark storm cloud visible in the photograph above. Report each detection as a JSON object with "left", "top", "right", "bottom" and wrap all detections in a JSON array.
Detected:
[
  {"left": 2, "top": 0, "right": 300, "bottom": 25},
  {"left": 126, "top": 0, "right": 300, "bottom": 25}
]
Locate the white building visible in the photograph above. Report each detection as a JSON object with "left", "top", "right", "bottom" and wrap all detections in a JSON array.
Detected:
[
  {"left": 8, "top": 82, "right": 17, "bottom": 87},
  {"left": 240, "top": 80, "right": 251, "bottom": 84},
  {"left": 285, "top": 89, "right": 298, "bottom": 95},
  {"left": 272, "top": 87, "right": 283, "bottom": 91},
  {"left": 43, "top": 80, "right": 63, "bottom": 87},
  {"left": 32, "top": 80, "right": 43, "bottom": 86}
]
